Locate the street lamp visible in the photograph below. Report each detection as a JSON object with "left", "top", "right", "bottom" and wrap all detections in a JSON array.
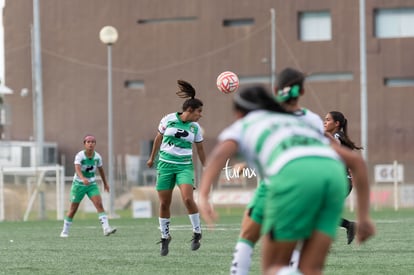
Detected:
[{"left": 99, "top": 26, "right": 118, "bottom": 217}]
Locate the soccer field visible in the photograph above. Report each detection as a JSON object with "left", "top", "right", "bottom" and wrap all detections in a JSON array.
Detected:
[{"left": 1, "top": 208, "right": 414, "bottom": 275}]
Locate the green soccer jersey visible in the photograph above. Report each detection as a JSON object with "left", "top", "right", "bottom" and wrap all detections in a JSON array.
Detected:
[
  {"left": 73, "top": 150, "right": 103, "bottom": 184},
  {"left": 218, "top": 110, "right": 340, "bottom": 183},
  {"left": 157, "top": 112, "right": 203, "bottom": 165}
]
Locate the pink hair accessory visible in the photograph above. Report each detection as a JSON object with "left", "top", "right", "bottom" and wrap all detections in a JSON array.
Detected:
[{"left": 83, "top": 135, "right": 96, "bottom": 142}]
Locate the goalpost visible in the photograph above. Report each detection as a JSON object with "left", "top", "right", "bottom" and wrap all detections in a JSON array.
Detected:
[{"left": 0, "top": 165, "right": 65, "bottom": 221}]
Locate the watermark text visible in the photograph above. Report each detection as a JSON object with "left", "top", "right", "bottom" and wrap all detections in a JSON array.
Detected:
[{"left": 223, "top": 159, "right": 257, "bottom": 181}]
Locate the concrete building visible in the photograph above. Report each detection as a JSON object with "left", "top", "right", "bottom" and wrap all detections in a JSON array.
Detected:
[{"left": 2, "top": 0, "right": 414, "bottom": 183}]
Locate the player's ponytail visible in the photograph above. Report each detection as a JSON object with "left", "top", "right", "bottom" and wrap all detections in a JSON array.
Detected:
[
  {"left": 176, "top": 80, "right": 203, "bottom": 111},
  {"left": 275, "top": 67, "right": 305, "bottom": 103},
  {"left": 234, "top": 85, "right": 288, "bottom": 114}
]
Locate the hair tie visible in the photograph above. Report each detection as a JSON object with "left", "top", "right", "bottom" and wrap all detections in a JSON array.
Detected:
[{"left": 276, "top": 84, "right": 300, "bottom": 102}]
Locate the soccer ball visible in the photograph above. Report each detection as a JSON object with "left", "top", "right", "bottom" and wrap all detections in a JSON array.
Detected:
[{"left": 216, "top": 71, "right": 239, "bottom": 94}]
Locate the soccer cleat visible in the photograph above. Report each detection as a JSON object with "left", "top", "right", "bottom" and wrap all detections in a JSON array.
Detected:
[
  {"left": 190, "top": 232, "right": 202, "bottom": 251},
  {"left": 103, "top": 227, "right": 117, "bottom": 236},
  {"left": 157, "top": 235, "right": 172, "bottom": 256},
  {"left": 60, "top": 231, "right": 69, "bottom": 238},
  {"left": 346, "top": 222, "right": 356, "bottom": 244}
]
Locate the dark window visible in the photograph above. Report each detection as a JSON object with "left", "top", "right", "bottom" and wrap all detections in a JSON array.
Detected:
[
  {"left": 125, "top": 80, "right": 144, "bottom": 89},
  {"left": 223, "top": 18, "right": 254, "bottom": 27}
]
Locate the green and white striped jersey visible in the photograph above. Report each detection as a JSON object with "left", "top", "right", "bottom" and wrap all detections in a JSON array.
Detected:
[
  {"left": 73, "top": 150, "right": 103, "bottom": 184},
  {"left": 218, "top": 110, "right": 340, "bottom": 183},
  {"left": 158, "top": 112, "right": 203, "bottom": 165}
]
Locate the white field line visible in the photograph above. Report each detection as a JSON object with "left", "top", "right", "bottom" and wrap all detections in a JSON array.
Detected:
[
  {"left": 82, "top": 223, "right": 242, "bottom": 231},
  {"left": 374, "top": 219, "right": 414, "bottom": 223},
  {"left": 81, "top": 219, "right": 414, "bottom": 231}
]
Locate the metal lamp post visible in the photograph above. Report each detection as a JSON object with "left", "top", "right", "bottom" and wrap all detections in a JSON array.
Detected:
[{"left": 99, "top": 26, "right": 118, "bottom": 217}]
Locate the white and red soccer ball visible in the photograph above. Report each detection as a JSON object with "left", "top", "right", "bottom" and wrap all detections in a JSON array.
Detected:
[{"left": 216, "top": 71, "right": 239, "bottom": 94}]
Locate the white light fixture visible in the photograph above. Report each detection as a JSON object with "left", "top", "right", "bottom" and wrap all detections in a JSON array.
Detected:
[{"left": 99, "top": 26, "right": 118, "bottom": 45}]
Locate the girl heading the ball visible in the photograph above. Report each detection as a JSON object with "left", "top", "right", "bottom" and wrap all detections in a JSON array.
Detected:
[{"left": 147, "top": 80, "right": 206, "bottom": 256}]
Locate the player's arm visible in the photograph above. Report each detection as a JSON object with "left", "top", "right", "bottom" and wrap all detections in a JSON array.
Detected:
[
  {"left": 199, "top": 139, "right": 238, "bottom": 227},
  {"left": 98, "top": 166, "right": 110, "bottom": 192},
  {"left": 147, "top": 132, "right": 163, "bottom": 168},
  {"left": 330, "top": 142, "right": 376, "bottom": 243},
  {"left": 195, "top": 141, "right": 206, "bottom": 167},
  {"left": 75, "top": 164, "right": 89, "bottom": 185}
]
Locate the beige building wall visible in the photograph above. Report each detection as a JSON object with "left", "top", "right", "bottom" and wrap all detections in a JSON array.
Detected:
[{"left": 3, "top": 0, "right": 414, "bottom": 181}]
